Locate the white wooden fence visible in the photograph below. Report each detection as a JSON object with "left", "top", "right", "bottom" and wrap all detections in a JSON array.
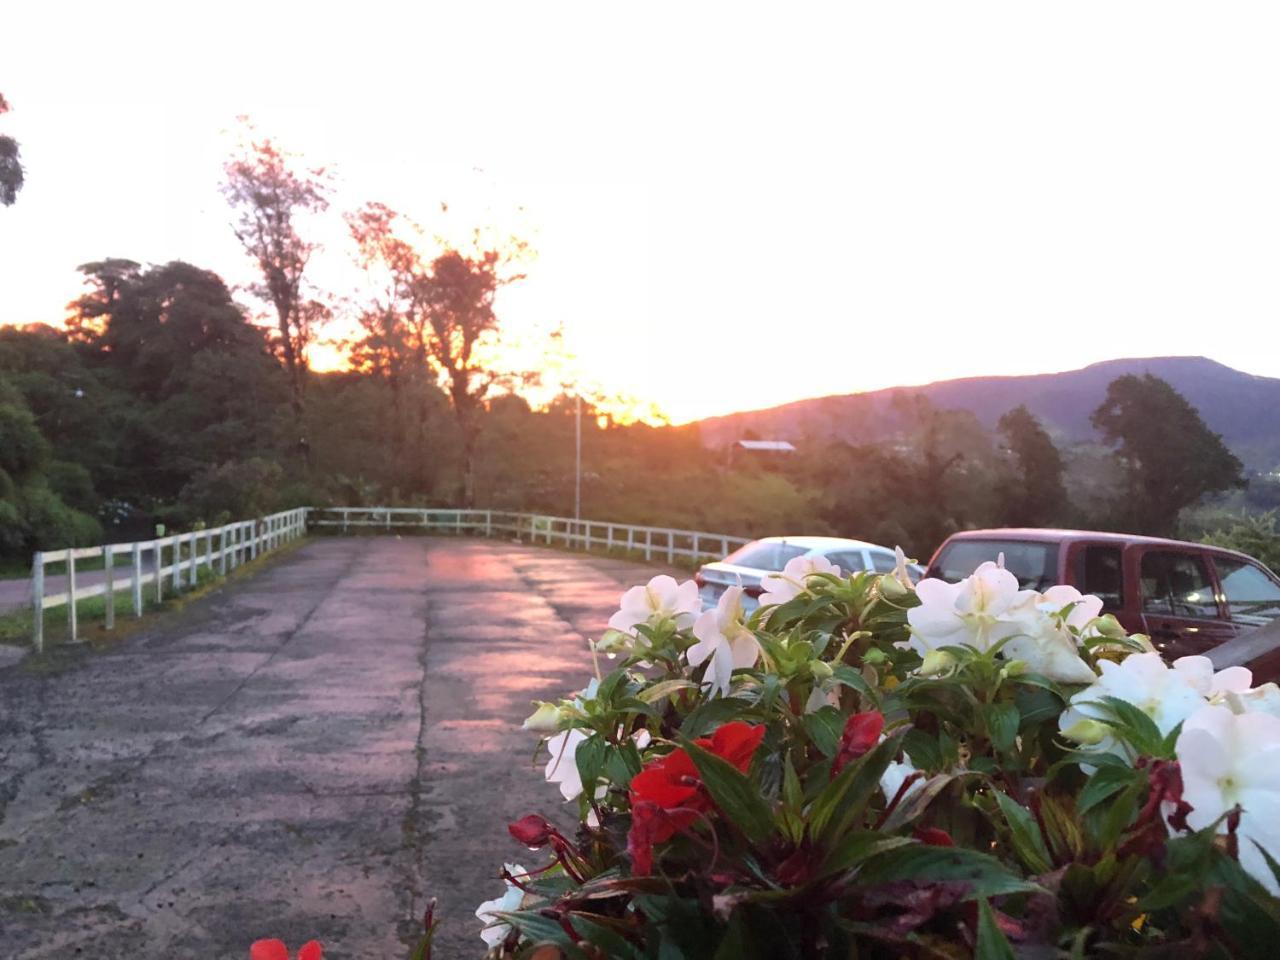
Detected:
[
  {"left": 30, "top": 507, "right": 308, "bottom": 652},
  {"left": 29, "top": 506, "right": 746, "bottom": 652},
  {"left": 307, "top": 507, "right": 751, "bottom": 566}
]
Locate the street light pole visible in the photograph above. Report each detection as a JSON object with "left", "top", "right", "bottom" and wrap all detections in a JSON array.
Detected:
[{"left": 574, "top": 392, "right": 582, "bottom": 524}]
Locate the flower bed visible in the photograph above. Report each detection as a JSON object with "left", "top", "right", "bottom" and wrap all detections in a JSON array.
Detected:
[{"left": 453, "top": 554, "right": 1280, "bottom": 958}]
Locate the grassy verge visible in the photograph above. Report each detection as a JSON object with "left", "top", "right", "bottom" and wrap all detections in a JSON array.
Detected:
[{"left": 0, "top": 538, "right": 308, "bottom": 653}]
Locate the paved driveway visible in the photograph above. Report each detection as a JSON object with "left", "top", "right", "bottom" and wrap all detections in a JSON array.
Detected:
[{"left": 0, "top": 536, "right": 678, "bottom": 959}]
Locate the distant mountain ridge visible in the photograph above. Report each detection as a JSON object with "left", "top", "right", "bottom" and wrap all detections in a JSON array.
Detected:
[{"left": 696, "top": 357, "right": 1280, "bottom": 470}]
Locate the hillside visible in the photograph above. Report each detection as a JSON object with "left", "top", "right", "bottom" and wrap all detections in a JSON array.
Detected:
[{"left": 696, "top": 357, "right": 1280, "bottom": 469}]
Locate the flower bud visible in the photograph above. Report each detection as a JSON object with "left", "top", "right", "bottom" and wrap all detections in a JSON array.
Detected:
[
  {"left": 522, "top": 702, "right": 563, "bottom": 733},
  {"left": 809, "top": 659, "right": 834, "bottom": 681},
  {"left": 595, "top": 629, "right": 632, "bottom": 654},
  {"left": 879, "top": 573, "right": 910, "bottom": 600},
  {"left": 1093, "top": 614, "right": 1128, "bottom": 639},
  {"left": 919, "top": 649, "right": 956, "bottom": 677},
  {"left": 1001, "top": 659, "right": 1028, "bottom": 678},
  {"left": 1061, "top": 718, "right": 1110, "bottom": 745}
]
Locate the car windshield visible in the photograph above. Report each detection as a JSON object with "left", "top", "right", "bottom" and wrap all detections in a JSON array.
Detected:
[
  {"left": 930, "top": 539, "right": 1059, "bottom": 591},
  {"left": 723, "top": 541, "right": 809, "bottom": 571}
]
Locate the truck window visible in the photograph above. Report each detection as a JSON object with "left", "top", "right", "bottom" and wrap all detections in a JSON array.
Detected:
[
  {"left": 929, "top": 540, "right": 1057, "bottom": 591},
  {"left": 1140, "top": 552, "right": 1219, "bottom": 619},
  {"left": 1214, "top": 557, "right": 1280, "bottom": 627},
  {"left": 1080, "top": 545, "right": 1124, "bottom": 610}
]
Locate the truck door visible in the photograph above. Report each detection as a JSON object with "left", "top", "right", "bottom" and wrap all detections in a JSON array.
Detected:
[{"left": 1138, "top": 549, "right": 1235, "bottom": 660}]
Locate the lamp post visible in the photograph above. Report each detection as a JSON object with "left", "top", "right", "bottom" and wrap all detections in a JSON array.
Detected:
[{"left": 574, "top": 392, "right": 582, "bottom": 523}]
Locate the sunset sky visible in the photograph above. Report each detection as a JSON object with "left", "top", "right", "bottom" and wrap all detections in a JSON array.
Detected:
[{"left": 3, "top": 2, "right": 1279, "bottom": 423}]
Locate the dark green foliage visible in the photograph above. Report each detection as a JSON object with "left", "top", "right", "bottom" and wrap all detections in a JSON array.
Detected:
[
  {"left": 996, "top": 404, "right": 1069, "bottom": 527},
  {"left": 1092, "top": 373, "right": 1245, "bottom": 535},
  {"left": 1203, "top": 510, "right": 1280, "bottom": 572},
  {"left": 0, "top": 92, "right": 22, "bottom": 206}
]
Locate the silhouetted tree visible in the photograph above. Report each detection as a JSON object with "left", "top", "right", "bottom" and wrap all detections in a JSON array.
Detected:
[
  {"left": 996, "top": 405, "right": 1069, "bottom": 526},
  {"left": 0, "top": 93, "right": 23, "bottom": 206},
  {"left": 1091, "top": 374, "right": 1244, "bottom": 536},
  {"left": 222, "top": 131, "right": 331, "bottom": 462}
]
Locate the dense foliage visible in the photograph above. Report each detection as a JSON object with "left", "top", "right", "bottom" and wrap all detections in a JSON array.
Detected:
[{"left": 459, "top": 559, "right": 1280, "bottom": 959}]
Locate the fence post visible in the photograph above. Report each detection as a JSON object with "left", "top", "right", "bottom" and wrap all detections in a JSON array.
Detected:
[
  {"left": 667, "top": 531, "right": 674, "bottom": 565},
  {"left": 31, "top": 551, "right": 44, "bottom": 653},
  {"left": 219, "top": 527, "right": 228, "bottom": 576},
  {"left": 627, "top": 526, "right": 634, "bottom": 555},
  {"left": 132, "top": 543, "right": 143, "bottom": 617},
  {"left": 486, "top": 510, "right": 492, "bottom": 538},
  {"left": 155, "top": 539, "right": 164, "bottom": 602},
  {"left": 104, "top": 544, "right": 115, "bottom": 630},
  {"left": 693, "top": 533, "right": 700, "bottom": 560},
  {"left": 607, "top": 524, "right": 614, "bottom": 552},
  {"left": 343, "top": 509, "right": 349, "bottom": 534},
  {"left": 187, "top": 534, "right": 198, "bottom": 588},
  {"left": 645, "top": 529, "right": 652, "bottom": 562},
  {"left": 172, "top": 536, "right": 182, "bottom": 592},
  {"left": 67, "top": 550, "right": 78, "bottom": 642}
]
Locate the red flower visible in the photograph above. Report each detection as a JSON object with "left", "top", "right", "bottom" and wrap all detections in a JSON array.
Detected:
[
  {"left": 626, "top": 721, "right": 766, "bottom": 874},
  {"left": 509, "top": 814, "right": 557, "bottom": 848},
  {"left": 913, "top": 827, "right": 955, "bottom": 847},
  {"left": 832, "top": 711, "right": 884, "bottom": 776},
  {"left": 250, "top": 940, "right": 322, "bottom": 960}
]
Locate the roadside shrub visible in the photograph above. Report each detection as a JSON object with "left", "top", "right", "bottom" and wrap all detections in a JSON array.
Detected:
[
  {"left": 1204, "top": 510, "right": 1280, "bottom": 573},
  {"left": 178, "top": 458, "right": 285, "bottom": 526}
]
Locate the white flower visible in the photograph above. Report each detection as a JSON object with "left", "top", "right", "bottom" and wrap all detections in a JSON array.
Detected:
[
  {"left": 1000, "top": 590, "right": 1098, "bottom": 684},
  {"left": 545, "top": 728, "right": 591, "bottom": 800},
  {"left": 475, "top": 863, "right": 527, "bottom": 947},
  {"left": 1228, "top": 682, "right": 1280, "bottom": 719},
  {"left": 1176, "top": 705, "right": 1280, "bottom": 895},
  {"left": 759, "top": 555, "right": 841, "bottom": 607},
  {"left": 688, "top": 585, "right": 761, "bottom": 696},
  {"left": 1169, "top": 657, "right": 1253, "bottom": 700},
  {"left": 1059, "top": 653, "right": 1207, "bottom": 762},
  {"left": 881, "top": 755, "right": 924, "bottom": 805},
  {"left": 906, "top": 561, "right": 1031, "bottom": 656},
  {"left": 608, "top": 575, "right": 700, "bottom": 634}
]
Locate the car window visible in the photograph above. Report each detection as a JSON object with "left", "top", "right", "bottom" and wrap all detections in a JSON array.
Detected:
[
  {"left": 1080, "top": 545, "right": 1124, "bottom": 611},
  {"left": 1140, "top": 552, "right": 1219, "bottom": 619},
  {"left": 930, "top": 539, "right": 1058, "bottom": 591},
  {"left": 870, "top": 552, "right": 897, "bottom": 574},
  {"left": 723, "top": 541, "right": 808, "bottom": 571},
  {"left": 827, "top": 550, "right": 866, "bottom": 572},
  {"left": 1214, "top": 557, "right": 1280, "bottom": 627}
]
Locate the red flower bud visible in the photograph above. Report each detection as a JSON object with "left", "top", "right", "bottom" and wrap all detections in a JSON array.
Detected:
[
  {"left": 913, "top": 827, "right": 955, "bottom": 847},
  {"left": 509, "top": 814, "right": 557, "bottom": 848},
  {"left": 833, "top": 711, "right": 885, "bottom": 776}
]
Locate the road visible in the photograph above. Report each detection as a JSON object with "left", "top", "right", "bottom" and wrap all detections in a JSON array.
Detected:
[{"left": 0, "top": 536, "right": 678, "bottom": 959}]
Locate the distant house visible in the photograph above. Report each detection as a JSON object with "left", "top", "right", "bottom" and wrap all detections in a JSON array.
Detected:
[{"left": 734, "top": 440, "right": 796, "bottom": 453}]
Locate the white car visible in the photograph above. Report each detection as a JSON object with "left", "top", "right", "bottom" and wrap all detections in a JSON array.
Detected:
[{"left": 694, "top": 536, "right": 923, "bottom": 612}]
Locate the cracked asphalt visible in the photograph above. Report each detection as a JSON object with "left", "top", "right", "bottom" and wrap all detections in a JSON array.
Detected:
[{"left": 0, "top": 536, "right": 679, "bottom": 959}]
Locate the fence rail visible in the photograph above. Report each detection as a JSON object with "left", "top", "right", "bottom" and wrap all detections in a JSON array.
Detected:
[
  {"left": 306, "top": 508, "right": 751, "bottom": 565},
  {"left": 30, "top": 507, "right": 308, "bottom": 652},
  {"left": 28, "top": 507, "right": 747, "bottom": 651}
]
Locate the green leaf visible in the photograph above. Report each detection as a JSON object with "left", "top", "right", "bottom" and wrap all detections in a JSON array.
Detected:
[
  {"left": 1078, "top": 764, "right": 1137, "bottom": 816},
  {"left": 1096, "top": 696, "right": 1166, "bottom": 757},
  {"left": 831, "top": 664, "right": 879, "bottom": 704},
  {"left": 857, "top": 844, "right": 1042, "bottom": 899},
  {"left": 879, "top": 772, "right": 961, "bottom": 834},
  {"left": 575, "top": 733, "right": 609, "bottom": 793},
  {"left": 988, "top": 702, "right": 1020, "bottom": 753},
  {"left": 993, "top": 790, "right": 1053, "bottom": 875},
  {"left": 974, "top": 899, "right": 1016, "bottom": 960},
  {"left": 902, "top": 728, "right": 944, "bottom": 771},
  {"left": 807, "top": 732, "right": 903, "bottom": 843},
  {"left": 637, "top": 678, "right": 698, "bottom": 704},
  {"left": 682, "top": 698, "right": 755, "bottom": 738},
  {"left": 683, "top": 738, "right": 776, "bottom": 845},
  {"left": 802, "top": 706, "right": 844, "bottom": 758},
  {"left": 819, "top": 831, "right": 912, "bottom": 877}
]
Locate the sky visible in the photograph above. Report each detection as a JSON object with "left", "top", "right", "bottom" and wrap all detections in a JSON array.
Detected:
[{"left": 2, "top": 1, "right": 1279, "bottom": 424}]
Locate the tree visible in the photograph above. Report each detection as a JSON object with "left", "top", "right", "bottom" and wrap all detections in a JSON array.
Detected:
[
  {"left": 222, "top": 132, "right": 331, "bottom": 462},
  {"left": 1091, "top": 373, "right": 1244, "bottom": 536},
  {"left": 0, "top": 93, "right": 23, "bottom": 206},
  {"left": 996, "top": 405, "right": 1069, "bottom": 526},
  {"left": 420, "top": 247, "right": 527, "bottom": 506}
]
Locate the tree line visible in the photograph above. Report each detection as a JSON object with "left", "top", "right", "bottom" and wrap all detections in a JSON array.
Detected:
[{"left": 0, "top": 113, "right": 1264, "bottom": 565}]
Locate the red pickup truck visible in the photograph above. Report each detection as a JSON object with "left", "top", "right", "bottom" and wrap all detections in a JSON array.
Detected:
[{"left": 924, "top": 528, "right": 1280, "bottom": 680}]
